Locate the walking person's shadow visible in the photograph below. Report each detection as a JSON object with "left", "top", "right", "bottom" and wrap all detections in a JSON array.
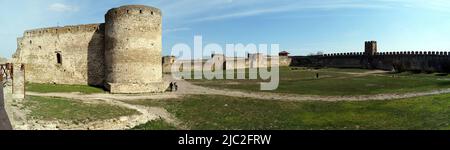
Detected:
[{"left": 0, "top": 84, "right": 13, "bottom": 130}]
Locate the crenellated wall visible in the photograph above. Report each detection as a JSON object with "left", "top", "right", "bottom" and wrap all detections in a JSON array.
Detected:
[
  {"left": 291, "top": 51, "right": 450, "bottom": 72},
  {"left": 370, "top": 51, "right": 450, "bottom": 72}
]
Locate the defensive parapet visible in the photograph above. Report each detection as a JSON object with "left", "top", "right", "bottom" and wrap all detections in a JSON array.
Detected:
[
  {"left": 290, "top": 41, "right": 450, "bottom": 72},
  {"left": 22, "top": 24, "right": 103, "bottom": 37},
  {"left": 291, "top": 47, "right": 450, "bottom": 73}
]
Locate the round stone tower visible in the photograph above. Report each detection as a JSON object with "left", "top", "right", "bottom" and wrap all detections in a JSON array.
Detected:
[{"left": 104, "top": 5, "right": 165, "bottom": 93}]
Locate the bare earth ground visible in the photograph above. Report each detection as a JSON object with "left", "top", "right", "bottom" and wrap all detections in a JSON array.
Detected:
[{"left": 7, "top": 71, "right": 450, "bottom": 130}]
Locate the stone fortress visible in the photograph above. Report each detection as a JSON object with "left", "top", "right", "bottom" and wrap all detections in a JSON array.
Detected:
[
  {"left": 12, "top": 4, "right": 286, "bottom": 94},
  {"left": 290, "top": 41, "right": 450, "bottom": 73},
  {"left": 162, "top": 53, "right": 292, "bottom": 73},
  {"left": 13, "top": 5, "right": 166, "bottom": 93},
  {"left": 12, "top": 4, "right": 448, "bottom": 96}
]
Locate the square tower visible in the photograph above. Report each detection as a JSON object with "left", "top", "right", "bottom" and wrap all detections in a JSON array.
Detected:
[{"left": 365, "top": 41, "right": 377, "bottom": 55}]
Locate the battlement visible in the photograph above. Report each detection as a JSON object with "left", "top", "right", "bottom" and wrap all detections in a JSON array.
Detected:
[
  {"left": 320, "top": 52, "right": 364, "bottom": 57},
  {"left": 23, "top": 23, "right": 104, "bottom": 37},
  {"left": 365, "top": 41, "right": 377, "bottom": 44},
  {"left": 105, "top": 5, "right": 161, "bottom": 20},
  {"left": 319, "top": 51, "right": 450, "bottom": 57},
  {"left": 374, "top": 51, "right": 449, "bottom": 56},
  {"left": 291, "top": 41, "right": 450, "bottom": 73}
]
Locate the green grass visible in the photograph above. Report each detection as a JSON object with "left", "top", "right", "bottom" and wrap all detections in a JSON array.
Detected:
[
  {"left": 129, "top": 94, "right": 450, "bottom": 130},
  {"left": 131, "top": 119, "right": 177, "bottom": 130},
  {"left": 26, "top": 83, "right": 105, "bottom": 94},
  {"left": 24, "top": 96, "right": 139, "bottom": 122},
  {"left": 188, "top": 67, "right": 450, "bottom": 96}
]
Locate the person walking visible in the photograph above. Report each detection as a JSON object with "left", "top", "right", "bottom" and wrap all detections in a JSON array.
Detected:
[
  {"left": 174, "top": 82, "right": 178, "bottom": 91},
  {"left": 169, "top": 82, "right": 174, "bottom": 92}
]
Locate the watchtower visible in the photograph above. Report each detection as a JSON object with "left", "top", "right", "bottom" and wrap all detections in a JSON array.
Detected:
[
  {"left": 104, "top": 5, "right": 165, "bottom": 93},
  {"left": 364, "top": 41, "right": 377, "bottom": 55}
]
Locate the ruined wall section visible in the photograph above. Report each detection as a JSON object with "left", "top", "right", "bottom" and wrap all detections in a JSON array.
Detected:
[
  {"left": 13, "top": 24, "right": 105, "bottom": 86},
  {"left": 162, "top": 56, "right": 176, "bottom": 73},
  {"left": 278, "top": 56, "right": 292, "bottom": 67},
  {"left": 12, "top": 64, "right": 25, "bottom": 99},
  {"left": 225, "top": 57, "right": 248, "bottom": 70},
  {"left": 248, "top": 53, "right": 267, "bottom": 68}
]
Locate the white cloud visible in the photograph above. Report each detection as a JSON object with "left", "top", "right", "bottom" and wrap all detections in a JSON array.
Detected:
[
  {"left": 189, "top": 1, "right": 389, "bottom": 22},
  {"left": 163, "top": 27, "right": 191, "bottom": 33},
  {"left": 164, "top": 0, "right": 450, "bottom": 24},
  {"left": 49, "top": 3, "right": 79, "bottom": 12}
]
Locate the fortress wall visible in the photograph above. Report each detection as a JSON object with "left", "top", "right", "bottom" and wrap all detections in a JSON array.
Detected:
[
  {"left": 372, "top": 52, "right": 450, "bottom": 72},
  {"left": 225, "top": 57, "right": 248, "bottom": 70},
  {"left": 248, "top": 53, "right": 266, "bottom": 68},
  {"left": 290, "top": 51, "right": 450, "bottom": 72},
  {"left": 290, "top": 56, "right": 316, "bottom": 67},
  {"left": 318, "top": 55, "right": 364, "bottom": 68},
  {"left": 13, "top": 24, "right": 105, "bottom": 86},
  {"left": 290, "top": 53, "right": 364, "bottom": 68},
  {"left": 193, "top": 59, "right": 207, "bottom": 71}
]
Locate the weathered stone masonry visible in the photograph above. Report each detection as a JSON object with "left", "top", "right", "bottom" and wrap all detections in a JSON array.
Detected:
[
  {"left": 13, "top": 5, "right": 166, "bottom": 93},
  {"left": 14, "top": 24, "right": 105, "bottom": 86}
]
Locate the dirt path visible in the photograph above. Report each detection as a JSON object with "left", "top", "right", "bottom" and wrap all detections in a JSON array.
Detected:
[
  {"left": 22, "top": 92, "right": 185, "bottom": 130},
  {"left": 334, "top": 70, "right": 389, "bottom": 76},
  {"left": 330, "top": 70, "right": 389, "bottom": 79}
]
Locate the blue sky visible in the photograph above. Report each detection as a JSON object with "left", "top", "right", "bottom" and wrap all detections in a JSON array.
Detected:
[{"left": 1, "top": 0, "right": 450, "bottom": 58}]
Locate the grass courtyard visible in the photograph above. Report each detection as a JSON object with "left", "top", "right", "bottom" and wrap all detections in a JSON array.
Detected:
[
  {"left": 130, "top": 94, "right": 450, "bottom": 130},
  {"left": 21, "top": 67, "right": 450, "bottom": 130},
  {"left": 26, "top": 83, "right": 105, "bottom": 94},
  {"left": 188, "top": 67, "right": 450, "bottom": 96},
  {"left": 24, "top": 96, "right": 139, "bottom": 122}
]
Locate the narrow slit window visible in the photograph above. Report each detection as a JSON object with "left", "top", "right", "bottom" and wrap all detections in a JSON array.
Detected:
[{"left": 56, "top": 53, "right": 62, "bottom": 64}]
